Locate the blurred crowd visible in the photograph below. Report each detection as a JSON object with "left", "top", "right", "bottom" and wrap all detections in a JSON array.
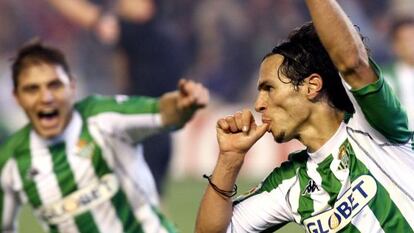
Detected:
[{"left": 0, "top": 0, "right": 413, "bottom": 179}]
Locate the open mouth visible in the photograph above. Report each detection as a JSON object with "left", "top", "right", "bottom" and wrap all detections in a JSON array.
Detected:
[
  {"left": 38, "top": 109, "right": 59, "bottom": 119},
  {"left": 37, "top": 109, "right": 60, "bottom": 128}
]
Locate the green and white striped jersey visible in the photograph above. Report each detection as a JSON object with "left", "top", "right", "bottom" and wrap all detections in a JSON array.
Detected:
[
  {"left": 0, "top": 95, "right": 176, "bottom": 233},
  {"left": 228, "top": 61, "right": 414, "bottom": 233}
]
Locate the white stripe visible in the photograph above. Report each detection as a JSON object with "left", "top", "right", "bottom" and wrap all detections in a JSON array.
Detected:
[
  {"left": 289, "top": 173, "right": 302, "bottom": 223},
  {"left": 1, "top": 159, "right": 20, "bottom": 231},
  {"left": 351, "top": 206, "right": 385, "bottom": 233},
  {"left": 230, "top": 176, "right": 296, "bottom": 232},
  {"left": 91, "top": 202, "right": 124, "bottom": 233},
  {"left": 89, "top": 112, "right": 163, "bottom": 143}
]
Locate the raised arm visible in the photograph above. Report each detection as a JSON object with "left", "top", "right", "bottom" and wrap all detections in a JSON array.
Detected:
[
  {"left": 159, "top": 79, "right": 209, "bottom": 130},
  {"left": 46, "top": 0, "right": 102, "bottom": 29},
  {"left": 305, "top": 0, "right": 377, "bottom": 89},
  {"left": 195, "top": 110, "right": 268, "bottom": 233}
]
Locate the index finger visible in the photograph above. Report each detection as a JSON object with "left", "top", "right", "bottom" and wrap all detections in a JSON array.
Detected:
[{"left": 242, "top": 109, "right": 253, "bottom": 133}]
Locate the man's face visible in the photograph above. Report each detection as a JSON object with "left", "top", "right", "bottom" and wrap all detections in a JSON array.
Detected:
[
  {"left": 14, "top": 63, "right": 76, "bottom": 139},
  {"left": 255, "top": 54, "right": 310, "bottom": 143},
  {"left": 393, "top": 24, "right": 414, "bottom": 65}
]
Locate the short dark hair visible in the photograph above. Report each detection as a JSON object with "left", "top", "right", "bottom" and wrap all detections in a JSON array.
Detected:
[
  {"left": 11, "top": 40, "right": 72, "bottom": 90},
  {"left": 263, "top": 21, "right": 355, "bottom": 113},
  {"left": 390, "top": 16, "right": 414, "bottom": 40}
]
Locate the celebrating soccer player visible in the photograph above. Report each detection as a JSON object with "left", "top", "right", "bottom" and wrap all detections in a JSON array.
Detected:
[
  {"left": 196, "top": 0, "right": 414, "bottom": 232},
  {"left": 0, "top": 41, "right": 208, "bottom": 233}
]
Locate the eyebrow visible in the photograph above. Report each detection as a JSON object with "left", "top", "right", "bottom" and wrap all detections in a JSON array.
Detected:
[{"left": 257, "top": 80, "right": 270, "bottom": 91}]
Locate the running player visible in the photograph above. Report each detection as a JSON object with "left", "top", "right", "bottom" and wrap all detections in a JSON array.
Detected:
[
  {"left": 0, "top": 41, "right": 209, "bottom": 233},
  {"left": 196, "top": 0, "right": 414, "bottom": 232}
]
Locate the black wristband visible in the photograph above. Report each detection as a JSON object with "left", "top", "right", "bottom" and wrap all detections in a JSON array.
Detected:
[{"left": 203, "top": 174, "right": 238, "bottom": 198}]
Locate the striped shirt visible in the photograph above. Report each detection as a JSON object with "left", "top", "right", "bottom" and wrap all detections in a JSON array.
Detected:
[
  {"left": 228, "top": 61, "right": 414, "bottom": 232},
  {"left": 0, "top": 95, "right": 176, "bottom": 233}
]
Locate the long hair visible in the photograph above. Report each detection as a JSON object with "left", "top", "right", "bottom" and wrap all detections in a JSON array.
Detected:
[{"left": 264, "top": 22, "right": 356, "bottom": 113}]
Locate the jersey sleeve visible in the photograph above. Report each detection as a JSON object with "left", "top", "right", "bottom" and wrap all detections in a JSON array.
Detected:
[
  {"left": 76, "top": 95, "right": 163, "bottom": 143},
  {"left": 343, "top": 59, "right": 412, "bottom": 143},
  {"left": 227, "top": 160, "right": 299, "bottom": 232},
  {"left": 0, "top": 160, "right": 20, "bottom": 233}
]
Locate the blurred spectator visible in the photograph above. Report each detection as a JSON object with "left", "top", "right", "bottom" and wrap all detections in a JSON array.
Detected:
[
  {"left": 383, "top": 16, "right": 414, "bottom": 130},
  {"left": 192, "top": 0, "right": 254, "bottom": 103}
]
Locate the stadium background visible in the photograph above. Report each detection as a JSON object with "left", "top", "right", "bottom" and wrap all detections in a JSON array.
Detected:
[{"left": 0, "top": 0, "right": 412, "bottom": 232}]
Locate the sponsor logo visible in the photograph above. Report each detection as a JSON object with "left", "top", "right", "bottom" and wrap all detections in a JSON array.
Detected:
[
  {"left": 38, "top": 174, "right": 119, "bottom": 224},
  {"left": 302, "top": 179, "right": 320, "bottom": 196},
  {"left": 303, "top": 175, "right": 377, "bottom": 233}
]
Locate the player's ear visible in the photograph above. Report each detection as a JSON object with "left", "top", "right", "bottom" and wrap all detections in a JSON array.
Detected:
[{"left": 304, "top": 73, "right": 323, "bottom": 101}]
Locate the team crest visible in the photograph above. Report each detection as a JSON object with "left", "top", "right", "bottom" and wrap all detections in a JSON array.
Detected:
[
  {"left": 337, "top": 144, "right": 349, "bottom": 170},
  {"left": 74, "top": 139, "right": 95, "bottom": 158}
]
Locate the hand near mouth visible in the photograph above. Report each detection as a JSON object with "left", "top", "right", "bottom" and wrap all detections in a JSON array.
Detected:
[{"left": 216, "top": 109, "right": 269, "bottom": 157}]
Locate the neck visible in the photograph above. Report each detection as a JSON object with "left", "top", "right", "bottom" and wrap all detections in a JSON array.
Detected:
[{"left": 298, "top": 106, "right": 345, "bottom": 153}]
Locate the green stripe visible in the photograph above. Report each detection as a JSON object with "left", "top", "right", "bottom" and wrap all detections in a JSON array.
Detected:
[
  {"left": 50, "top": 142, "right": 77, "bottom": 196},
  {"left": 80, "top": 124, "right": 146, "bottom": 233},
  {"left": 8, "top": 126, "right": 43, "bottom": 208},
  {"left": 112, "top": 190, "right": 144, "bottom": 233},
  {"left": 49, "top": 142, "right": 100, "bottom": 233},
  {"left": 346, "top": 141, "right": 414, "bottom": 233},
  {"left": 75, "top": 95, "right": 159, "bottom": 118},
  {"left": 317, "top": 154, "right": 342, "bottom": 207},
  {"left": 151, "top": 206, "right": 178, "bottom": 233},
  {"left": 74, "top": 212, "right": 101, "bottom": 233},
  {"left": 298, "top": 167, "right": 314, "bottom": 223},
  {"left": 261, "top": 150, "right": 308, "bottom": 193},
  {"left": 16, "top": 145, "right": 42, "bottom": 208},
  {"left": 49, "top": 224, "right": 59, "bottom": 233}
]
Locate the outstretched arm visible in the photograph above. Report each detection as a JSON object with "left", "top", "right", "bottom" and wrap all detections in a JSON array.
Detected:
[
  {"left": 195, "top": 110, "right": 268, "bottom": 233},
  {"left": 305, "top": 0, "right": 377, "bottom": 89},
  {"left": 46, "top": 0, "right": 102, "bottom": 28},
  {"left": 159, "top": 79, "right": 209, "bottom": 130}
]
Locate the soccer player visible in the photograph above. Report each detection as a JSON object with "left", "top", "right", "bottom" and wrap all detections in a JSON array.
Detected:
[
  {"left": 196, "top": 0, "right": 414, "bottom": 232},
  {"left": 0, "top": 41, "right": 209, "bottom": 233}
]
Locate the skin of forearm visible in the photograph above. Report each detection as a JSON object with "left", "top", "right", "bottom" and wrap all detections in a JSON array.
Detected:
[
  {"left": 305, "top": 0, "right": 368, "bottom": 72},
  {"left": 196, "top": 153, "right": 245, "bottom": 233},
  {"left": 47, "top": 0, "right": 102, "bottom": 28}
]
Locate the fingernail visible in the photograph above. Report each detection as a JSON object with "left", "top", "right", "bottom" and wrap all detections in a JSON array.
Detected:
[{"left": 242, "top": 126, "right": 248, "bottom": 132}]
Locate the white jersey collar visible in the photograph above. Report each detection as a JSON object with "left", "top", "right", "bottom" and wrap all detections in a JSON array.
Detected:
[{"left": 307, "top": 122, "right": 347, "bottom": 164}]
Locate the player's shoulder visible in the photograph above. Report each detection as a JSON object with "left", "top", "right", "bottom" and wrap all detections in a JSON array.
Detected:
[
  {"left": 261, "top": 149, "right": 308, "bottom": 192},
  {"left": 0, "top": 124, "right": 31, "bottom": 168},
  {"left": 74, "top": 95, "right": 116, "bottom": 118}
]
